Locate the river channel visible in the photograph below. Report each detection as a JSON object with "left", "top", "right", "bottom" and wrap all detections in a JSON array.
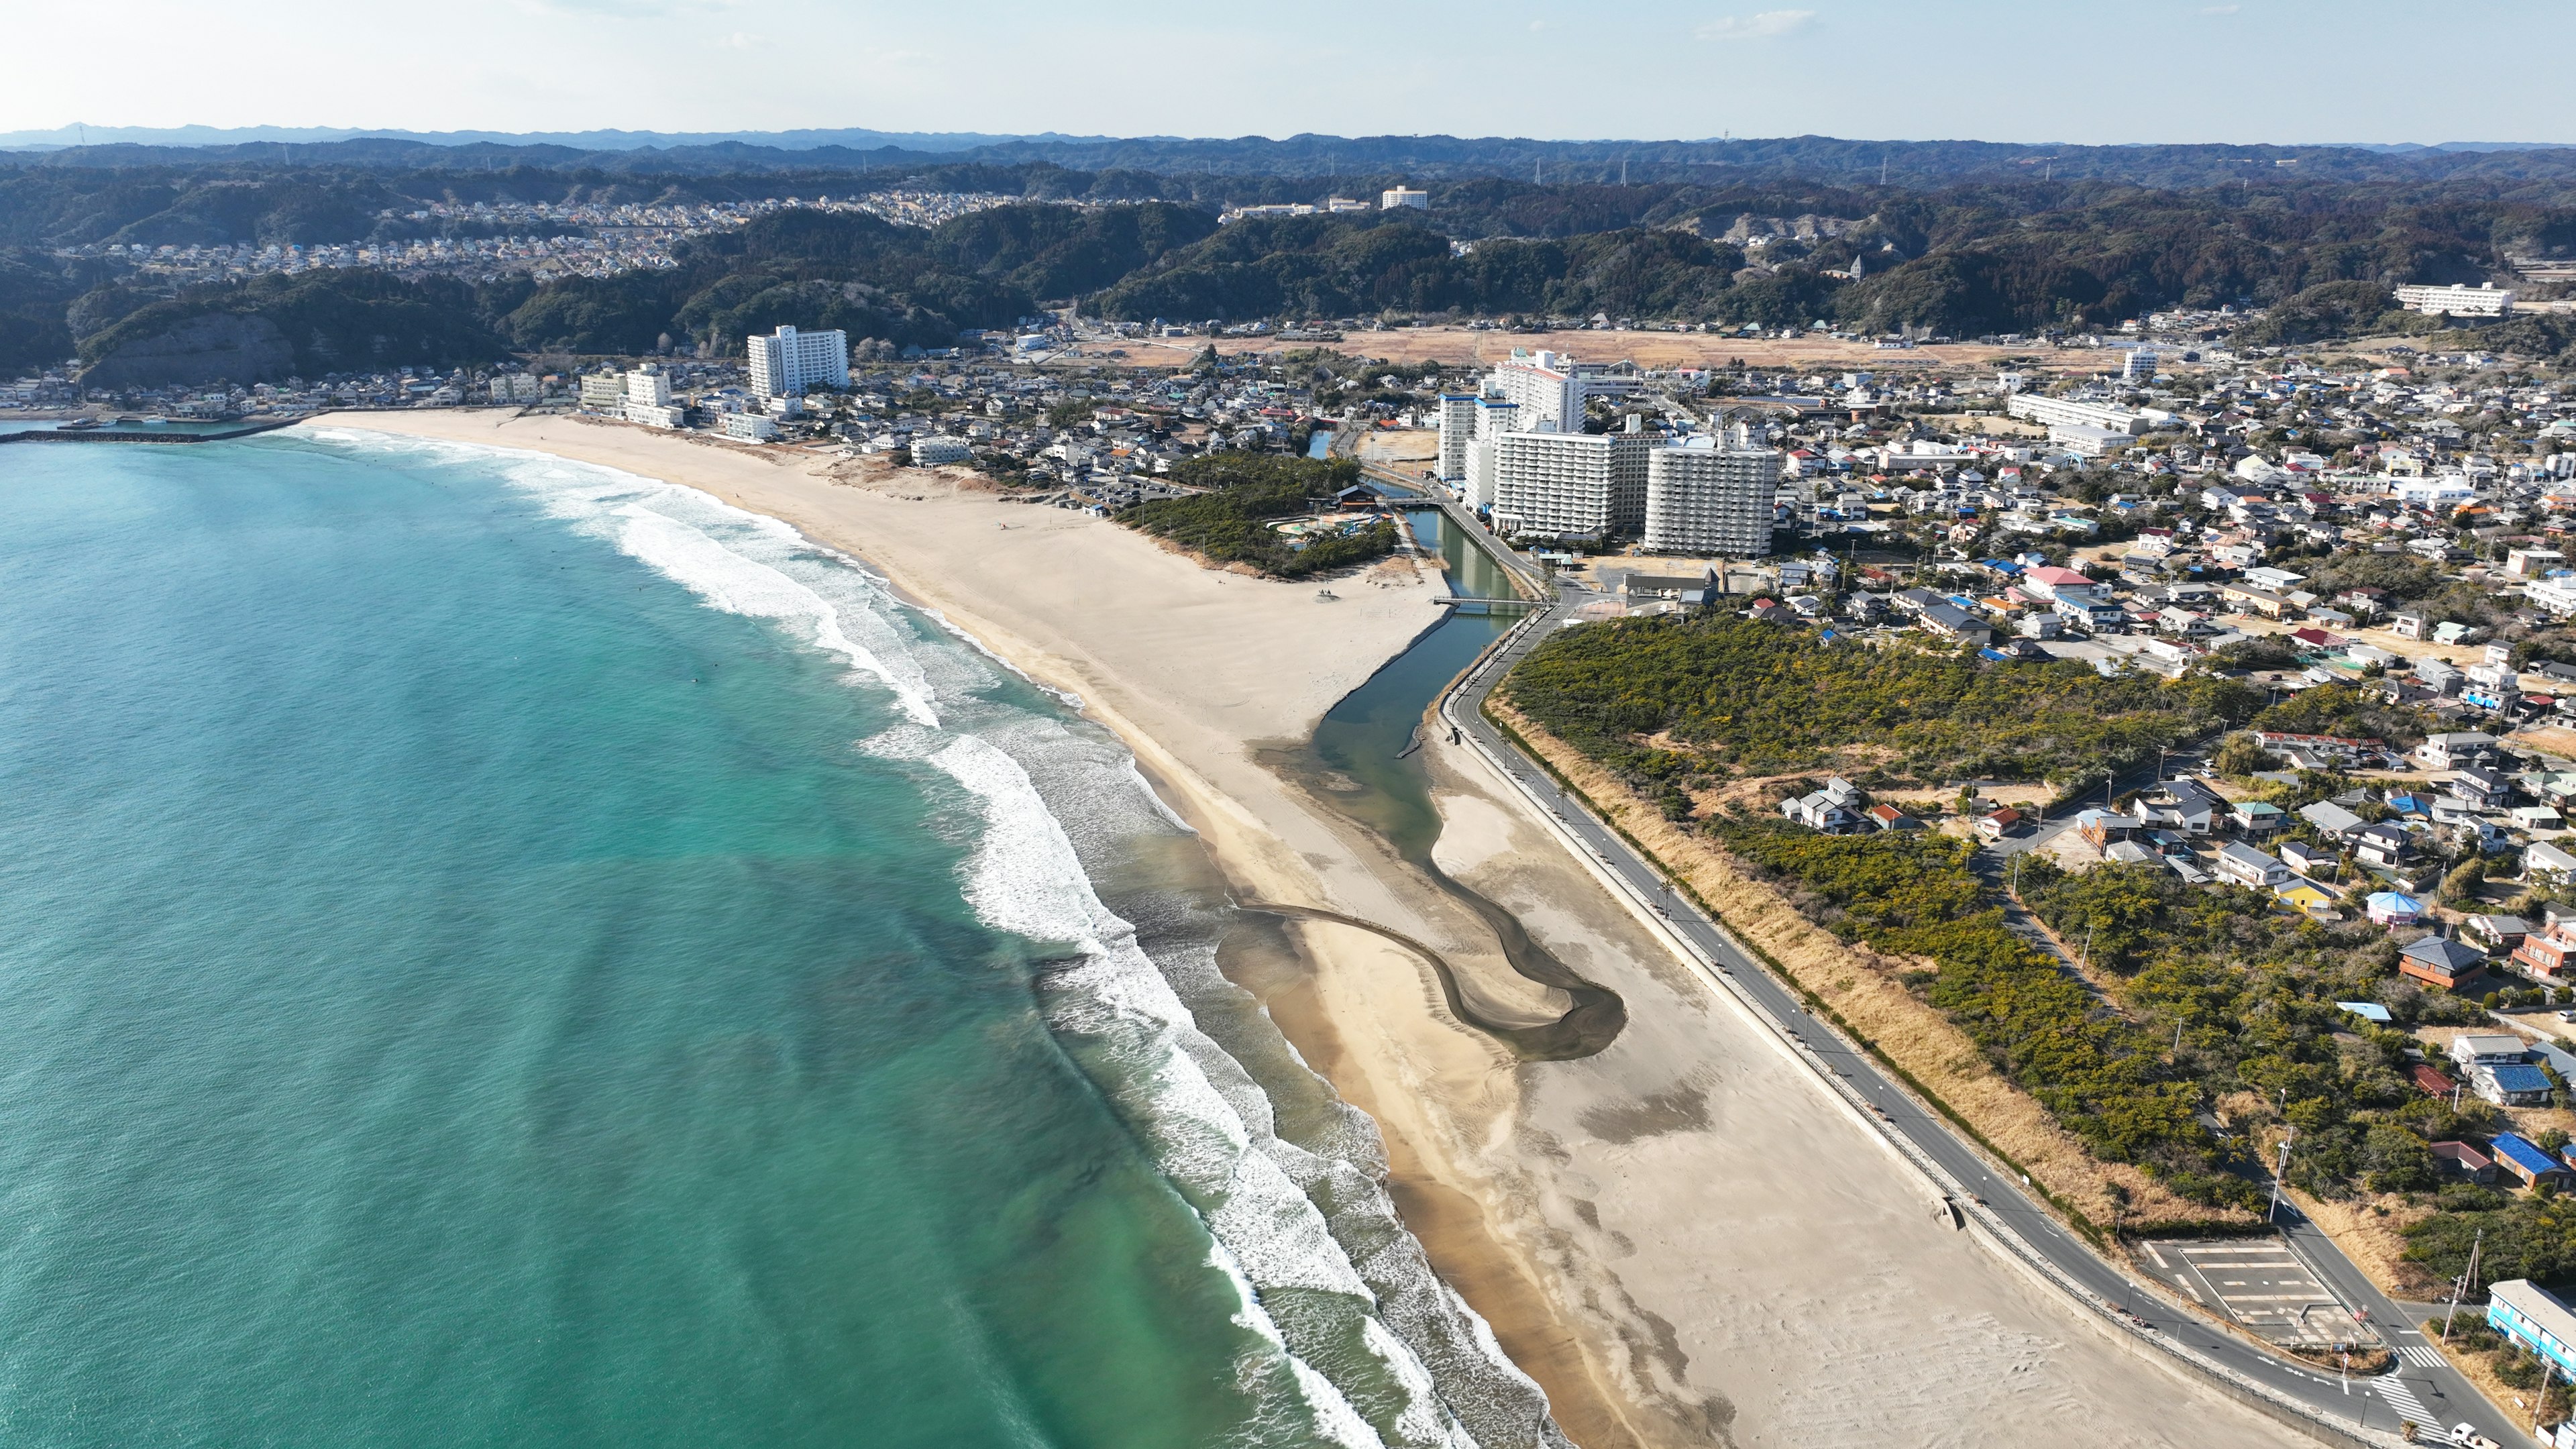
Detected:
[{"left": 1259, "top": 500, "right": 1626, "bottom": 1060}]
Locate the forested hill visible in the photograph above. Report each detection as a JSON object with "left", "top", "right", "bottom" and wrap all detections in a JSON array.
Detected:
[{"left": 14, "top": 150, "right": 2576, "bottom": 379}]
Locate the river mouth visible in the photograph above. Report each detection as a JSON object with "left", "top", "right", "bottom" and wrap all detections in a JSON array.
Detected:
[{"left": 1258, "top": 504, "right": 1625, "bottom": 1061}]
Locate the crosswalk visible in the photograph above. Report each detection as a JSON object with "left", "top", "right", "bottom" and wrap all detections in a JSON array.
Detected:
[
  {"left": 2377, "top": 1375, "right": 2433, "bottom": 1425},
  {"left": 2397, "top": 1344, "right": 2445, "bottom": 1368}
]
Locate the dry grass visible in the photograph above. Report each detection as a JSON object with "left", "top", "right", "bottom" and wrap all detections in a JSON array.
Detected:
[
  {"left": 1492, "top": 700, "right": 2252, "bottom": 1232},
  {"left": 2289, "top": 1189, "right": 2447, "bottom": 1302}
]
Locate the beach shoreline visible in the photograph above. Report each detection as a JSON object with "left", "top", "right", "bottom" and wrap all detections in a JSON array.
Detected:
[{"left": 298, "top": 411, "right": 2320, "bottom": 1449}]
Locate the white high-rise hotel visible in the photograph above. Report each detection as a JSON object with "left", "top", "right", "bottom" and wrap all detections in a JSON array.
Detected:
[{"left": 747, "top": 324, "right": 850, "bottom": 398}]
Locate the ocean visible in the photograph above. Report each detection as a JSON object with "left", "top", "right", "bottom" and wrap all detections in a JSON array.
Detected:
[{"left": 0, "top": 429, "right": 1562, "bottom": 1448}]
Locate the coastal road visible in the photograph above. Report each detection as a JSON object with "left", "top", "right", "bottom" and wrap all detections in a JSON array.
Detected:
[{"left": 1436, "top": 603, "right": 2511, "bottom": 1448}]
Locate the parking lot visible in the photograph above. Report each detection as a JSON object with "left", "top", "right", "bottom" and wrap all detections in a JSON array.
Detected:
[{"left": 2137, "top": 1238, "right": 2378, "bottom": 1346}]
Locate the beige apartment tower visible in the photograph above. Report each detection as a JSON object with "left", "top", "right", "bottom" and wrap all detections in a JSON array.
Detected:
[{"left": 1645, "top": 429, "right": 1779, "bottom": 557}]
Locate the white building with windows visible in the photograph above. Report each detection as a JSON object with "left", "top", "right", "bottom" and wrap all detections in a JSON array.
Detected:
[
  {"left": 718, "top": 411, "right": 779, "bottom": 442},
  {"left": 1435, "top": 392, "right": 1479, "bottom": 485},
  {"left": 1488, "top": 349, "right": 1637, "bottom": 433},
  {"left": 746, "top": 324, "right": 850, "bottom": 398},
  {"left": 624, "top": 366, "right": 671, "bottom": 408},
  {"left": 1462, "top": 395, "right": 1519, "bottom": 508},
  {"left": 1380, "top": 187, "right": 1429, "bottom": 211},
  {"left": 2396, "top": 282, "right": 2514, "bottom": 317},
  {"left": 1491, "top": 417, "right": 1654, "bottom": 540},
  {"left": 1644, "top": 426, "right": 1778, "bottom": 557},
  {"left": 910, "top": 435, "right": 971, "bottom": 466},
  {"left": 2006, "top": 393, "right": 2145, "bottom": 435}
]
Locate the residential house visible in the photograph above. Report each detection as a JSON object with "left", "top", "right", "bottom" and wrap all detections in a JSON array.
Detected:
[
  {"left": 2298, "top": 800, "right": 2368, "bottom": 839},
  {"left": 2490, "top": 1134, "right": 2575, "bottom": 1186},
  {"left": 2404, "top": 936, "right": 2495, "bottom": 994},
  {"left": 2417, "top": 731, "right": 2501, "bottom": 770},
  {"left": 2352, "top": 822, "right": 2411, "bottom": 869},
  {"left": 1863, "top": 803, "right": 1920, "bottom": 832},
  {"left": 2431, "top": 1139, "right": 2495, "bottom": 1183},
  {"left": 2230, "top": 800, "right": 2286, "bottom": 835},
  {"left": 2275, "top": 879, "right": 2338, "bottom": 918},
  {"left": 2143, "top": 778, "right": 2223, "bottom": 836},
  {"left": 2514, "top": 922, "right": 2576, "bottom": 981},
  {"left": 2367, "top": 891, "right": 2426, "bottom": 926},
  {"left": 1975, "top": 806, "right": 2024, "bottom": 842},
  {"left": 1918, "top": 602, "right": 1992, "bottom": 647},
  {"left": 2415, "top": 1064, "right": 2461, "bottom": 1097},
  {"left": 2528, "top": 839, "right": 2576, "bottom": 883},
  {"left": 2076, "top": 809, "right": 2145, "bottom": 853},
  {"left": 2278, "top": 839, "right": 2339, "bottom": 878},
  {"left": 2452, "top": 765, "right": 2518, "bottom": 810},
  {"left": 2215, "top": 841, "right": 2290, "bottom": 888},
  {"left": 2453, "top": 1032, "right": 2533, "bottom": 1073},
  {"left": 2463, "top": 914, "right": 2533, "bottom": 954},
  {"left": 1782, "top": 777, "right": 1864, "bottom": 832}
]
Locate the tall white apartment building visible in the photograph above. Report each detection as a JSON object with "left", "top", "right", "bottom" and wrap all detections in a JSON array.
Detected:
[
  {"left": 1645, "top": 427, "right": 1779, "bottom": 557},
  {"left": 1491, "top": 417, "right": 1654, "bottom": 540},
  {"left": 1381, "top": 187, "right": 1429, "bottom": 211},
  {"left": 2395, "top": 282, "right": 2514, "bottom": 317},
  {"left": 2121, "top": 347, "right": 2161, "bottom": 382},
  {"left": 578, "top": 372, "right": 626, "bottom": 411},
  {"left": 1487, "top": 349, "right": 1636, "bottom": 433},
  {"left": 747, "top": 324, "right": 851, "bottom": 398},
  {"left": 1463, "top": 395, "right": 1520, "bottom": 508},
  {"left": 2005, "top": 392, "right": 2145, "bottom": 435},
  {"left": 1435, "top": 392, "right": 1480, "bottom": 484}
]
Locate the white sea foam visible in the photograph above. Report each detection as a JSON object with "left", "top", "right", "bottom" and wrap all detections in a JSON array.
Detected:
[
  {"left": 612, "top": 505, "right": 938, "bottom": 724},
  {"left": 299, "top": 425, "right": 1532, "bottom": 1449}
]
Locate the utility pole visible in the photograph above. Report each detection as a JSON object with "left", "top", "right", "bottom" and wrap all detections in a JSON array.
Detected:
[{"left": 2443, "top": 1229, "right": 2482, "bottom": 1341}]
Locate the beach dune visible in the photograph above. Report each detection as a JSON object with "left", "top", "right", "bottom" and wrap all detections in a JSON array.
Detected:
[{"left": 310, "top": 411, "right": 2312, "bottom": 1448}]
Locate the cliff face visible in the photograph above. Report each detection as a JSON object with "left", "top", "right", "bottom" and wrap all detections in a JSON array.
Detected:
[{"left": 82, "top": 311, "right": 294, "bottom": 387}]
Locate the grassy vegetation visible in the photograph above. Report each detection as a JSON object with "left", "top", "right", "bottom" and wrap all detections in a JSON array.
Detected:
[
  {"left": 1715, "top": 818, "right": 2257, "bottom": 1206},
  {"left": 1502, "top": 614, "right": 2536, "bottom": 1256},
  {"left": 1114, "top": 455, "right": 1397, "bottom": 579},
  {"left": 1501, "top": 615, "right": 2261, "bottom": 798}
]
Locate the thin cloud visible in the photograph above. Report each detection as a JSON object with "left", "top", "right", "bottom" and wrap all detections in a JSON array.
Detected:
[{"left": 1695, "top": 9, "right": 1815, "bottom": 42}]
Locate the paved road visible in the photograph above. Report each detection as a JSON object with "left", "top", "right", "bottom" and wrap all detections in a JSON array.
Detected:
[{"left": 1437, "top": 599, "right": 2514, "bottom": 1449}]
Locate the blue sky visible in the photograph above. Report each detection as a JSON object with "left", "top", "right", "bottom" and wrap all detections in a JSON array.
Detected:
[{"left": 1, "top": 0, "right": 2565, "bottom": 146}]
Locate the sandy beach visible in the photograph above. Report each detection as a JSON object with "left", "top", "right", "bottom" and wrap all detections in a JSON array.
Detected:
[{"left": 306, "top": 411, "right": 2314, "bottom": 1448}]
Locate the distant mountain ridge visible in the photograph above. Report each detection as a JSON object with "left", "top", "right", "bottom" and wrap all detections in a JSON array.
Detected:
[{"left": 5, "top": 127, "right": 2575, "bottom": 189}]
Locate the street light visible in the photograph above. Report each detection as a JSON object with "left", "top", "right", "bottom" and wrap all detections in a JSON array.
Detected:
[{"left": 2267, "top": 1128, "right": 2296, "bottom": 1222}]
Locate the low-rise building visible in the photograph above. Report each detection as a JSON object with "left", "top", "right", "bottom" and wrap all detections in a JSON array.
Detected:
[
  {"left": 2214, "top": 841, "right": 2290, "bottom": 888},
  {"left": 2488, "top": 1280, "right": 2576, "bottom": 1376},
  {"left": 2431, "top": 1138, "right": 2492, "bottom": 1181},
  {"left": 2491, "top": 1134, "right": 2573, "bottom": 1188},
  {"left": 2406, "top": 938, "right": 2496, "bottom": 994}
]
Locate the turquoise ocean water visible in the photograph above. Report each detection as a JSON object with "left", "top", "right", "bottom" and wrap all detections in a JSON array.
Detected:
[{"left": 0, "top": 429, "right": 1562, "bottom": 1448}]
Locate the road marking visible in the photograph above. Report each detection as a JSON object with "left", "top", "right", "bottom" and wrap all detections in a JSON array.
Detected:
[
  {"left": 2398, "top": 1346, "right": 2445, "bottom": 1367},
  {"left": 2376, "top": 1376, "right": 2432, "bottom": 1424}
]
